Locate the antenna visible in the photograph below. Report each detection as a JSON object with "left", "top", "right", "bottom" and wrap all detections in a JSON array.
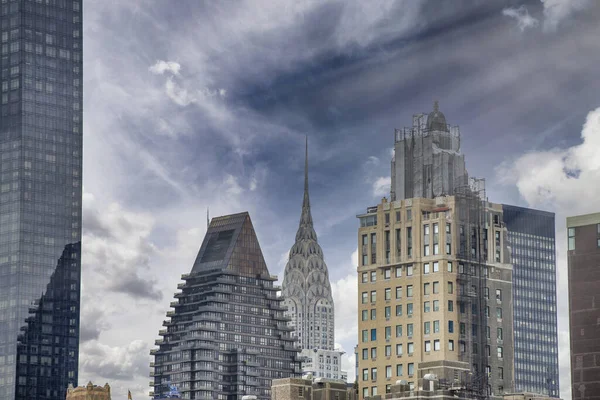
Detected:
[{"left": 207, "top": 207, "right": 210, "bottom": 230}]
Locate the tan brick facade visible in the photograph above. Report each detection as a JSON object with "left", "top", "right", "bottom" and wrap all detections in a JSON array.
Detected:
[{"left": 66, "top": 382, "right": 111, "bottom": 400}]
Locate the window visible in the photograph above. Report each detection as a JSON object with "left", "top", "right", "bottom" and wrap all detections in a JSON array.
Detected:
[
  {"left": 362, "top": 388, "right": 368, "bottom": 398},
  {"left": 448, "top": 340, "right": 454, "bottom": 351},
  {"left": 448, "top": 282, "right": 453, "bottom": 294},
  {"left": 386, "top": 365, "right": 392, "bottom": 378},
  {"left": 486, "top": 345, "right": 491, "bottom": 357},
  {"left": 433, "top": 300, "right": 439, "bottom": 311},
  {"left": 424, "top": 301, "right": 430, "bottom": 313},
  {"left": 423, "top": 224, "right": 430, "bottom": 256},
  {"left": 496, "top": 289, "right": 502, "bottom": 301},
  {"left": 447, "top": 261, "right": 453, "bottom": 272},
  {"left": 371, "top": 234, "right": 377, "bottom": 263},
  {"left": 472, "top": 324, "right": 478, "bottom": 337},
  {"left": 371, "top": 271, "right": 377, "bottom": 282},
  {"left": 434, "top": 339, "right": 440, "bottom": 351},
  {"left": 407, "top": 323, "right": 413, "bottom": 337},
  {"left": 407, "top": 227, "right": 413, "bottom": 257},
  {"left": 448, "top": 301, "right": 453, "bottom": 312},
  {"left": 408, "top": 363, "right": 414, "bottom": 376},
  {"left": 433, "top": 281, "right": 439, "bottom": 294},
  {"left": 407, "top": 264, "right": 413, "bottom": 276},
  {"left": 425, "top": 340, "right": 431, "bottom": 352},
  {"left": 371, "top": 368, "right": 377, "bottom": 381},
  {"left": 299, "top": 387, "right": 304, "bottom": 397},
  {"left": 396, "top": 211, "right": 401, "bottom": 222},
  {"left": 407, "top": 285, "right": 413, "bottom": 297},
  {"left": 385, "top": 345, "right": 392, "bottom": 357},
  {"left": 371, "top": 347, "right": 377, "bottom": 359},
  {"left": 497, "top": 347, "right": 503, "bottom": 359},
  {"left": 496, "top": 307, "right": 503, "bottom": 319},
  {"left": 384, "top": 268, "right": 391, "bottom": 279},
  {"left": 396, "top": 325, "right": 402, "bottom": 337},
  {"left": 446, "top": 223, "right": 452, "bottom": 254},
  {"left": 497, "top": 328, "right": 503, "bottom": 340},
  {"left": 498, "top": 367, "right": 504, "bottom": 379},
  {"left": 362, "top": 292, "right": 368, "bottom": 304},
  {"left": 424, "top": 321, "right": 431, "bottom": 334},
  {"left": 395, "top": 266, "right": 402, "bottom": 278},
  {"left": 362, "top": 310, "right": 368, "bottom": 321},
  {"left": 407, "top": 343, "right": 414, "bottom": 355},
  {"left": 362, "top": 330, "right": 368, "bottom": 342},
  {"left": 385, "top": 288, "right": 392, "bottom": 300},
  {"left": 371, "top": 329, "right": 377, "bottom": 341},
  {"left": 424, "top": 263, "right": 430, "bottom": 274},
  {"left": 407, "top": 209, "right": 412, "bottom": 221},
  {"left": 448, "top": 321, "right": 454, "bottom": 333},
  {"left": 362, "top": 272, "right": 369, "bottom": 283},
  {"left": 407, "top": 303, "right": 413, "bottom": 315},
  {"left": 396, "top": 286, "right": 402, "bottom": 299},
  {"left": 487, "top": 326, "right": 491, "bottom": 339},
  {"left": 371, "top": 309, "right": 377, "bottom": 320},
  {"left": 362, "top": 348, "right": 368, "bottom": 360},
  {"left": 396, "top": 305, "right": 402, "bottom": 316},
  {"left": 385, "top": 306, "right": 391, "bottom": 319},
  {"left": 362, "top": 369, "right": 368, "bottom": 381},
  {"left": 485, "top": 306, "right": 489, "bottom": 318},
  {"left": 362, "top": 235, "right": 368, "bottom": 265},
  {"left": 460, "top": 323, "right": 466, "bottom": 335},
  {"left": 433, "top": 320, "right": 440, "bottom": 333},
  {"left": 484, "top": 287, "right": 489, "bottom": 299},
  {"left": 396, "top": 344, "right": 403, "bottom": 356},
  {"left": 385, "top": 326, "right": 392, "bottom": 340},
  {"left": 568, "top": 227, "right": 575, "bottom": 250},
  {"left": 433, "top": 261, "right": 439, "bottom": 272},
  {"left": 433, "top": 223, "right": 439, "bottom": 255},
  {"left": 385, "top": 213, "right": 390, "bottom": 224},
  {"left": 424, "top": 283, "right": 430, "bottom": 295},
  {"left": 371, "top": 291, "right": 377, "bottom": 303},
  {"left": 396, "top": 364, "right": 403, "bottom": 376}
]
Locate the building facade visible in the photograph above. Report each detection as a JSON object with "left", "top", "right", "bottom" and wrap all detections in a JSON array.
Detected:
[
  {"left": 66, "top": 382, "right": 111, "bottom": 400},
  {"left": 150, "top": 212, "right": 302, "bottom": 400},
  {"left": 356, "top": 196, "right": 514, "bottom": 399},
  {"left": 281, "top": 141, "right": 345, "bottom": 381},
  {"left": 390, "top": 102, "right": 468, "bottom": 202},
  {"left": 0, "top": 1, "right": 83, "bottom": 399},
  {"left": 567, "top": 212, "right": 600, "bottom": 400},
  {"left": 502, "top": 205, "right": 559, "bottom": 397},
  {"left": 271, "top": 377, "right": 356, "bottom": 400}
]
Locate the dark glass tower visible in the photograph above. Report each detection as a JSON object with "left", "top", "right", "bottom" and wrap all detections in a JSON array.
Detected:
[
  {"left": 0, "top": 1, "right": 83, "bottom": 399},
  {"left": 502, "top": 205, "right": 559, "bottom": 397},
  {"left": 151, "top": 212, "right": 301, "bottom": 400}
]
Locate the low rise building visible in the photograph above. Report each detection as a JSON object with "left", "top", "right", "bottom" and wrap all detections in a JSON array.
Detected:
[
  {"left": 272, "top": 377, "right": 357, "bottom": 400},
  {"left": 66, "top": 382, "right": 111, "bottom": 400}
]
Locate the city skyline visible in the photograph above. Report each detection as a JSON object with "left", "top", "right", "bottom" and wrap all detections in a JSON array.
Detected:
[{"left": 75, "top": 1, "right": 600, "bottom": 399}]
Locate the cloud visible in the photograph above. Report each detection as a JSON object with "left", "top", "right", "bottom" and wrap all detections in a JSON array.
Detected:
[
  {"left": 372, "top": 176, "right": 391, "bottom": 197},
  {"left": 541, "top": 0, "right": 592, "bottom": 31},
  {"left": 165, "top": 77, "right": 196, "bottom": 106},
  {"left": 80, "top": 339, "right": 150, "bottom": 382},
  {"left": 496, "top": 106, "right": 600, "bottom": 212},
  {"left": 502, "top": 6, "right": 539, "bottom": 31},
  {"left": 79, "top": 307, "right": 112, "bottom": 343},
  {"left": 149, "top": 60, "right": 181, "bottom": 75}
]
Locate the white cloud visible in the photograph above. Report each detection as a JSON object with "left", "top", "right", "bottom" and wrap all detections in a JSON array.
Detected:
[
  {"left": 165, "top": 77, "right": 196, "bottom": 106},
  {"left": 372, "top": 176, "right": 391, "bottom": 197},
  {"left": 541, "top": 0, "right": 592, "bottom": 31},
  {"left": 502, "top": 6, "right": 539, "bottom": 31},
  {"left": 496, "top": 106, "right": 600, "bottom": 399},
  {"left": 149, "top": 60, "right": 181, "bottom": 75}
]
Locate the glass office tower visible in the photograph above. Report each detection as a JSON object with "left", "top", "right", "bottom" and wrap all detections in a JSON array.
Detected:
[
  {"left": 0, "top": 1, "right": 83, "bottom": 399},
  {"left": 502, "top": 205, "right": 559, "bottom": 397}
]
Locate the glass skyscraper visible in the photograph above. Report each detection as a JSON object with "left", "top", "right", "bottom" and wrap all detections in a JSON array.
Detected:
[
  {"left": 0, "top": 1, "right": 83, "bottom": 399},
  {"left": 502, "top": 205, "right": 559, "bottom": 397}
]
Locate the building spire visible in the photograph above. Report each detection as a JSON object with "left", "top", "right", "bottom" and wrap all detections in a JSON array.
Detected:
[
  {"left": 297, "top": 136, "right": 314, "bottom": 239},
  {"left": 304, "top": 135, "right": 309, "bottom": 209},
  {"left": 433, "top": 100, "right": 439, "bottom": 112}
]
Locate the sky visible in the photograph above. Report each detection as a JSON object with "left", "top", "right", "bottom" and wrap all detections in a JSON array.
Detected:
[{"left": 80, "top": 1, "right": 600, "bottom": 399}]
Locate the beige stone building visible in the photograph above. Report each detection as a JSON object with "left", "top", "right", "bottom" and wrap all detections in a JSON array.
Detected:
[
  {"left": 271, "top": 377, "right": 357, "bottom": 400},
  {"left": 356, "top": 195, "right": 513, "bottom": 399},
  {"left": 66, "top": 382, "right": 111, "bottom": 400}
]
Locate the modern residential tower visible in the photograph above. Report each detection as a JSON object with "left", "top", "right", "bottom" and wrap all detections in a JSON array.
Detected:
[
  {"left": 567, "top": 212, "right": 600, "bottom": 400},
  {"left": 150, "top": 212, "right": 301, "bottom": 400},
  {"left": 502, "top": 205, "right": 559, "bottom": 397},
  {"left": 0, "top": 1, "right": 83, "bottom": 399},
  {"left": 281, "top": 140, "right": 345, "bottom": 381}
]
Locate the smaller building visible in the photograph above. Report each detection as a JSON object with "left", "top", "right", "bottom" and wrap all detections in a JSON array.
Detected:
[
  {"left": 66, "top": 382, "right": 111, "bottom": 400},
  {"left": 272, "top": 378, "right": 357, "bottom": 400},
  {"left": 503, "top": 393, "right": 560, "bottom": 400},
  {"left": 301, "top": 348, "right": 347, "bottom": 382}
]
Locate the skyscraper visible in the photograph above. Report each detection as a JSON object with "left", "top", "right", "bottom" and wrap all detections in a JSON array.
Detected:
[
  {"left": 0, "top": 1, "right": 83, "bottom": 399},
  {"left": 151, "top": 212, "right": 301, "bottom": 400},
  {"left": 357, "top": 104, "right": 515, "bottom": 399},
  {"left": 502, "top": 205, "right": 559, "bottom": 397},
  {"left": 281, "top": 140, "right": 345, "bottom": 381},
  {"left": 566, "top": 212, "right": 600, "bottom": 400}
]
